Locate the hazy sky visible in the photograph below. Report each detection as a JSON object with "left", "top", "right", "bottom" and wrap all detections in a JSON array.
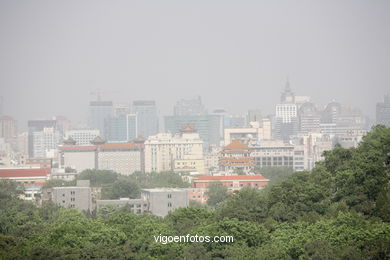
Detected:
[{"left": 1, "top": 0, "right": 389, "bottom": 129}]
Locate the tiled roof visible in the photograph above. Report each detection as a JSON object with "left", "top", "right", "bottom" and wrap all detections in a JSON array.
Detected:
[
  {"left": 194, "top": 175, "right": 269, "bottom": 181},
  {"left": 223, "top": 140, "right": 249, "bottom": 150},
  {"left": 58, "top": 145, "right": 97, "bottom": 151},
  {"left": 100, "top": 143, "right": 139, "bottom": 150},
  {"left": 0, "top": 168, "right": 50, "bottom": 178}
]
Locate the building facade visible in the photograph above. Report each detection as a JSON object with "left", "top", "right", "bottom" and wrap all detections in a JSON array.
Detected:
[
  {"left": 376, "top": 94, "right": 390, "bottom": 126},
  {"left": 164, "top": 115, "right": 222, "bottom": 146},
  {"left": 219, "top": 140, "right": 255, "bottom": 173},
  {"left": 144, "top": 130, "right": 204, "bottom": 173},
  {"left": 133, "top": 100, "right": 159, "bottom": 139}
]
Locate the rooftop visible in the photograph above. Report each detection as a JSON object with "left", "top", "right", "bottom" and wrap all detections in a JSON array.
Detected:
[
  {"left": 194, "top": 175, "right": 269, "bottom": 181},
  {"left": 0, "top": 168, "right": 50, "bottom": 178}
]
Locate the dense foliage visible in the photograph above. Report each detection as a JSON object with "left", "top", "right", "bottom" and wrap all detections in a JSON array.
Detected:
[{"left": 0, "top": 125, "right": 389, "bottom": 259}]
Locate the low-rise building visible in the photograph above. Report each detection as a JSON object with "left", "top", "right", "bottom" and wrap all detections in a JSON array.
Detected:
[
  {"left": 42, "top": 180, "right": 101, "bottom": 212},
  {"left": 96, "top": 188, "right": 189, "bottom": 217},
  {"left": 0, "top": 167, "right": 51, "bottom": 201},
  {"left": 97, "top": 198, "right": 148, "bottom": 214},
  {"left": 141, "top": 188, "right": 189, "bottom": 217},
  {"left": 58, "top": 138, "right": 144, "bottom": 175}
]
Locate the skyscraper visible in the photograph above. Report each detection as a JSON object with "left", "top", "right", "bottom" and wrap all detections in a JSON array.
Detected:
[
  {"left": 274, "top": 82, "right": 299, "bottom": 141},
  {"left": 0, "top": 116, "right": 17, "bottom": 140},
  {"left": 164, "top": 115, "right": 222, "bottom": 147},
  {"left": 88, "top": 101, "right": 113, "bottom": 139},
  {"left": 133, "top": 100, "right": 158, "bottom": 138},
  {"left": 376, "top": 94, "right": 390, "bottom": 127},
  {"left": 173, "top": 96, "right": 207, "bottom": 116},
  {"left": 106, "top": 114, "right": 137, "bottom": 142},
  {"left": 28, "top": 119, "right": 57, "bottom": 158}
]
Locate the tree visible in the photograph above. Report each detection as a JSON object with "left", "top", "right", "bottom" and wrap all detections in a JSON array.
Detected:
[
  {"left": 102, "top": 179, "right": 140, "bottom": 199},
  {"left": 206, "top": 182, "right": 229, "bottom": 207}
]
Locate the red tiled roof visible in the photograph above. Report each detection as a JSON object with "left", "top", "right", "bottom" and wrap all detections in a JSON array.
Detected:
[
  {"left": 223, "top": 140, "right": 249, "bottom": 150},
  {"left": 194, "top": 175, "right": 269, "bottom": 181},
  {"left": 100, "top": 142, "right": 139, "bottom": 150},
  {"left": 0, "top": 168, "right": 50, "bottom": 178},
  {"left": 58, "top": 145, "right": 97, "bottom": 151}
]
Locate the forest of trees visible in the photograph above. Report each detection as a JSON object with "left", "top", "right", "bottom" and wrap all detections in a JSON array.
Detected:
[{"left": 0, "top": 125, "right": 389, "bottom": 259}]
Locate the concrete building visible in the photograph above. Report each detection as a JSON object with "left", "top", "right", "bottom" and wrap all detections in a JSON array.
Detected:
[
  {"left": 98, "top": 142, "right": 143, "bottom": 175},
  {"left": 65, "top": 129, "right": 100, "bottom": 145},
  {"left": 192, "top": 175, "right": 269, "bottom": 192},
  {"left": 274, "top": 82, "right": 310, "bottom": 141},
  {"left": 26, "top": 158, "right": 52, "bottom": 169},
  {"left": 250, "top": 140, "right": 295, "bottom": 169},
  {"left": 133, "top": 100, "right": 159, "bottom": 139},
  {"left": 0, "top": 116, "right": 17, "bottom": 140},
  {"left": 88, "top": 100, "right": 113, "bottom": 139},
  {"left": 0, "top": 167, "right": 51, "bottom": 201},
  {"left": 144, "top": 128, "right": 204, "bottom": 173},
  {"left": 43, "top": 180, "right": 100, "bottom": 212},
  {"left": 164, "top": 115, "right": 222, "bottom": 146},
  {"left": 298, "top": 102, "right": 321, "bottom": 134},
  {"left": 97, "top": 188, "right": 189, "bottom": 217},
  {"left": 219, "top": 140, "right": 255, "bottom": 173},
  {"left": 32, "top": 127, "right": 62, "bottom": 158},
  {"left": 59, "top": 140, "right": 144, "bottom": 175},
  {"left": 173, "top": 154, "right": 206, "bottom": 174},
  {"left": 224, "top": 120, "right": 271, "bottom": 146},
  {"left": 106, "top": 114, "right": 137, "bottom": 142},
  {"left": 97, "top": 198, "right": 148, "bottom": 214},
  {"left": 27, "top": 119, "right": 57, "bottom": 158},
  {"left": 376, "top": 94, "right": 390, "bottom": 126},
  {"left": 141, "top": 188, "right": 189, "bottom": 217},
  {"left": 247, "top": 109, "right": 263, "bottom": 124}
]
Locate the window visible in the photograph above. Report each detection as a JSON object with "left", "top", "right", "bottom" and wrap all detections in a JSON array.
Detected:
[
  {"left": 168, "top": 202, "right": 172, "bottom": 207},
  {"left": 167, "top": 194, "right": 172, "bottom": 198}
]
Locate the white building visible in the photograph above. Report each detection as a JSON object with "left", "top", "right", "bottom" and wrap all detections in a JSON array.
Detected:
[
  {"left": 65, "top": 129, "right": 100, "bottom": 146},
  {"left": 33, "top": 127, "right": 62, "bottom": 158},
  {"left": 144, "top": 130, "right": 204, "bottom": 173},
  {"left": 224, "top": 119, "right": 271, "bottom": 146},
  {"left": 58, "top": 141, "right": 143, "bottom": 175}
]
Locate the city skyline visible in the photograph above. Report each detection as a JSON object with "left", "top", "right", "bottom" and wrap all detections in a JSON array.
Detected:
[{"left": 1, "top": 0, "right": 389, "bottom": 127}]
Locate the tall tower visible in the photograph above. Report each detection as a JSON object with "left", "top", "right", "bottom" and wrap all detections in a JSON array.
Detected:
[
  {"left": 376, "top": 94, "right": 390, "bottom": 126},
  {"left": 133, "top": 100, "right": 158, "bottom": 138}
]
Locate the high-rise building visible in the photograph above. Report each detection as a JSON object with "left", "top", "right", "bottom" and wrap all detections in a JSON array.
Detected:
[
  {"left": 133, "top": 100, "right": 158, "bottom": 138},
  {"left": 164, "top": 115, "right": 222, "bottom": 146},
  {"left": 106, "top": 114, "right": 137, "bottom": 142},
  {"left": 247, "top": 109, "right": 262, "bottom": 124},
  {"left": 65, "top": 129, "right": 100, "bottom": 145},
  {"left": 32, "top": 127, "right": 61, "bottom": 158},
  {"left": 0, "top": 116, "right": 17, "bottom": 140},
  {"left": 144, "top": 130, "right": 204, "bottom": 173},
  {"left": 88, "top": 101, "right": 113, "bottom": 139},
  {"left": 298, "top": 102, "right": 321, "bottom": 134},
  {"left": 320, "top": 102, "right": 366, "bottom": 135},
  {"left": 376, "top": 94, "right": 390, "bottom": 126},
  {"left": 174, "top": 96, "right": 207, "bottom": 116},
  {"left": 274, "top": 82, "right": 301, "bottom": 141},
  {"left": 28, "top": 119, "right": 57, "bottom": 158}
]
